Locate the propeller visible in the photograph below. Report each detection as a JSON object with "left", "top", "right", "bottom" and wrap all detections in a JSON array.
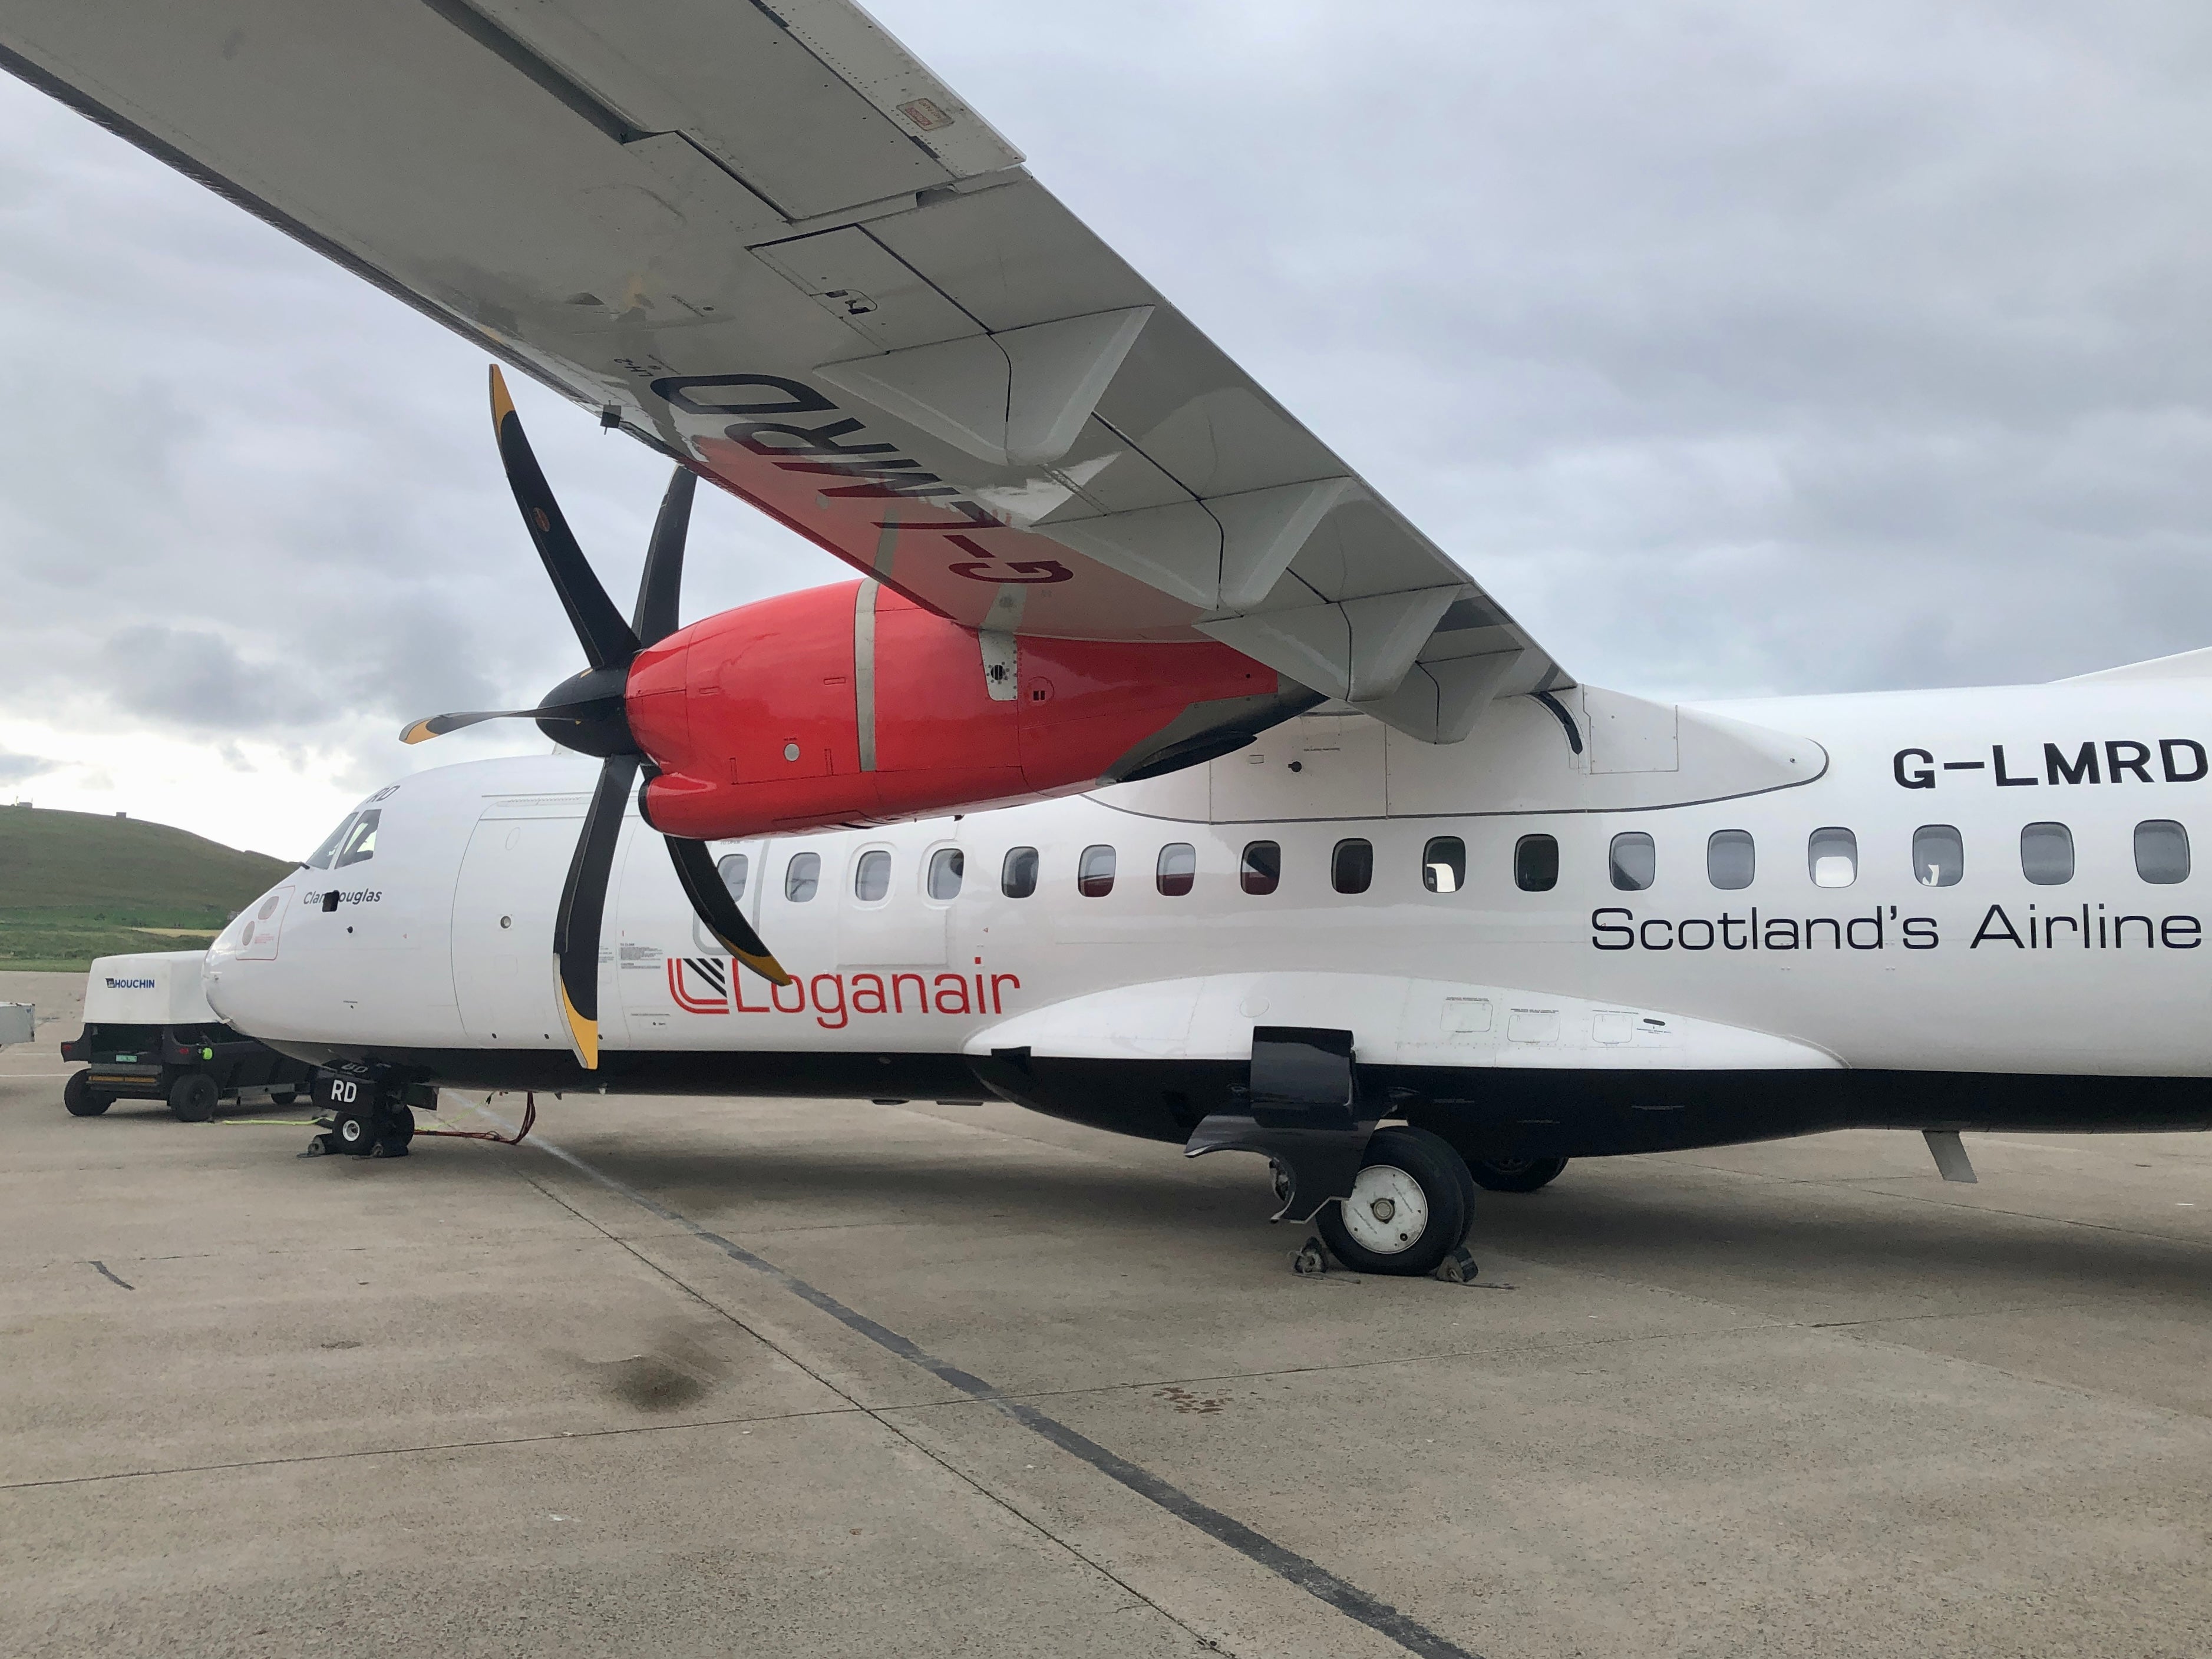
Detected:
[{"left": 402, "top": 367, "right": 792, "bottom": 1070}]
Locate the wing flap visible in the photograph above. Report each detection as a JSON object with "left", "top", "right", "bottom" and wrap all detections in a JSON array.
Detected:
[
  {"left": 814, "top": 306, "right": 1154, "bottom": 468},
  {"left": 0, "top": 0, "right": 1572, "bottom": 736}
]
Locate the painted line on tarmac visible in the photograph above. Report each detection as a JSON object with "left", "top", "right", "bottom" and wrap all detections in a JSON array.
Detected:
[{"left": 500, "top": 1112, "right": 1481, "bottom": 1659}]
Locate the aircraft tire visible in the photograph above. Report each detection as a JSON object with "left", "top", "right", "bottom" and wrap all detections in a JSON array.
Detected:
[
  {"left": 1317, "top": 1126, "right": 1473, "bottom": 1277},
  {"left": 169, "top": 1073, "right": 219, "bottom": 1123},
  {"left": 330, "top": 1109, "right": 377, "bottom": 1155},
  {"left": 63, "top": 1071, "right": 110, "bottom": 1117},
  {"left": 1468, "top": 1156, "right": 1568, "bottom": 1194}
]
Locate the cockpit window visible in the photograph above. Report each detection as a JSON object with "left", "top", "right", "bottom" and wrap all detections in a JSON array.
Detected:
[
  {"left": 334, "top": 809, "right": 380, "bottom": 868},
  {"left": 305, "top": 812, "right": 355, "bottom": 870}
]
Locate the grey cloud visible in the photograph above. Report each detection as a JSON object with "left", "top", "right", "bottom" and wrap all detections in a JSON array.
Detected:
[
  {"left": 873, "top": 0, "right": 2212, "bottom": 695},
  {"left": 2, "top": 0, "right": 2210, "bottom": 827},
  {"left": 0, "top": 750, "right": 54, "bottom": 786},
  {"left": 99, "top": 624, "right": 326, "bottom": 733}
]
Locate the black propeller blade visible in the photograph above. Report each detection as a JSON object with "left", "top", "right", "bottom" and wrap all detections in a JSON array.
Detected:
[
  {"left": 632, "top": 467, "right": 695, "bottom": 648},
  {"left": 552, "top": 754, "right": 639, "bottom": 1070},
  {"left": 488, "top": 366, "right": 639, "bottom": 670},
  {"left": 397, "top": 368, "right": 791, "bottom": 1069},
  {"left": 398, "top": 692, "right": 619, "bottom": 746},
  {"left": 666, "top": 835, "right": 792, "bottom": 988}
]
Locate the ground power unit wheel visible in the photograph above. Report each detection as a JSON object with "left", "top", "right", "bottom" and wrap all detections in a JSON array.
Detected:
[
  {"left": 1317, "top": 1126, "right": 1474, "bottom": 1276},
  {"left": 63, "top": 1071, "right": 110, "bottom": 1117},
  {"left": 169, "top": 1073, "right": 219, "bottom": 1123},
  {"left": 1469, "top": 1155, "right": 1569, "bottom": 1194}
]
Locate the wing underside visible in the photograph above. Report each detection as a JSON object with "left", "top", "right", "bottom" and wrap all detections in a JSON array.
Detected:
[{"left": 0, "top": 0, "right": 1570, "bottom": 740}]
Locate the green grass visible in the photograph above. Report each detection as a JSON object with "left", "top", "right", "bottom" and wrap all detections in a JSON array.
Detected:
[{"left": 0, "top": 807, "right": 296, "bottom": 972}]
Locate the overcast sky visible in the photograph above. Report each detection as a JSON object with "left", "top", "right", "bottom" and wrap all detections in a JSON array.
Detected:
[{"left": 4, "top": 1, "right": 2210, "bottom": 857}]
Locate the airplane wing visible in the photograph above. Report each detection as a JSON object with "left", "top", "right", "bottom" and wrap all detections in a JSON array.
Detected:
[{"left": 0, "top": 0, "right": 1570, "bottom": 742}]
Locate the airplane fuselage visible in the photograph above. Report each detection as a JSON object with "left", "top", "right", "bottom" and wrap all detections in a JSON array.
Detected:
[{"left": 204, "top": 675, "right": 2212, "bottom": 1162}]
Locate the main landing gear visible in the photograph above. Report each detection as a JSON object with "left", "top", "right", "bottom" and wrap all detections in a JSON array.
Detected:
[
  {"left": 1315, "top": 1126, "right": 1475, "bottom": 1277},
  {"left": 1184, "top": 1027, "right": 1480, "bottom": 1278}
]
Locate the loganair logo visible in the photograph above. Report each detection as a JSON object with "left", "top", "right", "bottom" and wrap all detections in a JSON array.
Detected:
[
  {"left": 666, "top": 957, "right": 1022, "bottom": 1032},
  {"left": 104, "top": 977, "right": 157, "bottom": 990}
]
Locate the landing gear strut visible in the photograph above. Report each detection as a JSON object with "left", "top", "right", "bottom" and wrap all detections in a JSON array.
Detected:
[{"left": 1186, "top": 1026, "right": 1478, "bottom": 1278}]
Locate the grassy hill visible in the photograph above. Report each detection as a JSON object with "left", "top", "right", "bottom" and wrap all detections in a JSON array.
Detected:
[{"left": 0, "top": 807, "right": 296, "bottom": 971}]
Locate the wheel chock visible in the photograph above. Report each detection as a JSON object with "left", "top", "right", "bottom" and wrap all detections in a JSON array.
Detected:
[{"left": 1432, "top": 1244, "right": 1480, "bottom": 1284}]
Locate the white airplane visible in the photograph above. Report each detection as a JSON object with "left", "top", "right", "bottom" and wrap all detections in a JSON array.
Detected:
[{"left": 12, "top": 4, "right": 2208, "bottom": 1276}]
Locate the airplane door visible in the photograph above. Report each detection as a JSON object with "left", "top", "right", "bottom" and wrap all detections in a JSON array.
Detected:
[
  {"left": 450, "top": 799, "right": 585, "bottom": 1047},
  {"left": 834, "top": 838, "right": 951, "bottom": 969},
  {"left": 685, "top": 839, "right": 771, "bottom": 957},
  {"left": 616, "top": 835, "right": 769, "bottom": 1043}
]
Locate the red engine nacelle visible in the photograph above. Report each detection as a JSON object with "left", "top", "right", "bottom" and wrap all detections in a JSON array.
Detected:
[{"left": 626, "top": 580, "right": 1291, "bottom": 841}]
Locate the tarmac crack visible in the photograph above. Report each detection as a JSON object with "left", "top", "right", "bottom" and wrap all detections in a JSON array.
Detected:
[
  {"left": 518, "top": 1174, "right": 1247, "bottom": 1659},
  {"left": 504, "top": 1126, "right": 1483, "bottom": 1659},
  {"left": 880, "top": 1319, "right": 1791, "bottom": 1415},
  {"left": 0, "top": 1406, "right": 864, "bottom": 1493}
]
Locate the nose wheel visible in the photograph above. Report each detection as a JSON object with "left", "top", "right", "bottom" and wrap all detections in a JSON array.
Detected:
[
  {"left": 311, "top": 1090, "right": 415, "bottom": 1158},
  {"left": 1315, "top": 1126, "right": 1474, "bottom": 1276}
]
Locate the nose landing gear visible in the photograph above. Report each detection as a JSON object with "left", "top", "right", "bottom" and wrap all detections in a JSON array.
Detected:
[
  {"left": 313, "top": 1101, "right": 414, "bottom": 1158},
  {"left": 306, "top": 1070, "right": 420, "bottom": 1158}
]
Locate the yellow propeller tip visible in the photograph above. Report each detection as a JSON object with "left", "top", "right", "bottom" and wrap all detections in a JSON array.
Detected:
[
  {"left": 743, "top": 953, "right": 795, "bottom": 989},
  {"left": 488, "top": 363, "right": 516, "bottom": 427},
  {"left": 400, "top": 720, "right": 437, "bottom": 745},
  {"left": 556, "top": 977, "right": 600, "bottom": 1070}
]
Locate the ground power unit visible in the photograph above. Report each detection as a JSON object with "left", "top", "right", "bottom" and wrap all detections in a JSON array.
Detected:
[{"left": 60, "top": 950, "right": 313, "bottom": 1121}]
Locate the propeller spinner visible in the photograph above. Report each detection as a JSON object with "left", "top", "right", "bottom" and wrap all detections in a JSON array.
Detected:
[{"left": 402, "top": 367, "right": 792, "bottom": 1070}]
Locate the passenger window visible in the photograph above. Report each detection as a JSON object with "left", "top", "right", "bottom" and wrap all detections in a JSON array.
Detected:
[
  {"left": 1514, "top": 834, "right": 1559, "bottom": 893},
  {"left": 2135, "top": 819, "right": 2190, "bottom": 884},
  {"left": 1078, "top": 844, "right": 1117, "bottom": 898},
  {"left": 1332, "top": 838, "right": 1374, "bottom": 895},
  {"left": 1156, "top": 842, "right": 1196, "bottom": 897},
  {"left": 1001, "top": 846, "right": 1038, "bottom": 899},
  {"left": 305, "top": 813, "right": 355, "bottom": 871},
  {"left": 854, "top": 850, "right": 891, "bottom": 902},
  {"left": 2020, "top": 822, "right": 2074, "bottom": 885},
  {"left": 1708, "top": 829, "right": 1755, "bottom": 890},
  {"left": 1808, "top": 827, "right": 1856, "bottom": 888},
  {"left": 785, "top": 851, "right": 821, "bottom": 903},
  {"left": 1241, "top": 841, "right": 1281, "bottom": 896},
  {"left": 715, "top": 852, "right": 748, "bottom": 901},
  {"left": 1608, "top": 832, "right": 1655, "bottom": 892},
  {"left": 1422, "top": 836, "right": 1466, "bottom": 894},
  {"left": 1911, "top": 825, "right": 1962, "bottom": 888},
  {"left": 334, "top": 809, "right": 380, "bottom": 868},
  {"left": 927, "top": 848, "right": 964, "bottom": 901}
]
